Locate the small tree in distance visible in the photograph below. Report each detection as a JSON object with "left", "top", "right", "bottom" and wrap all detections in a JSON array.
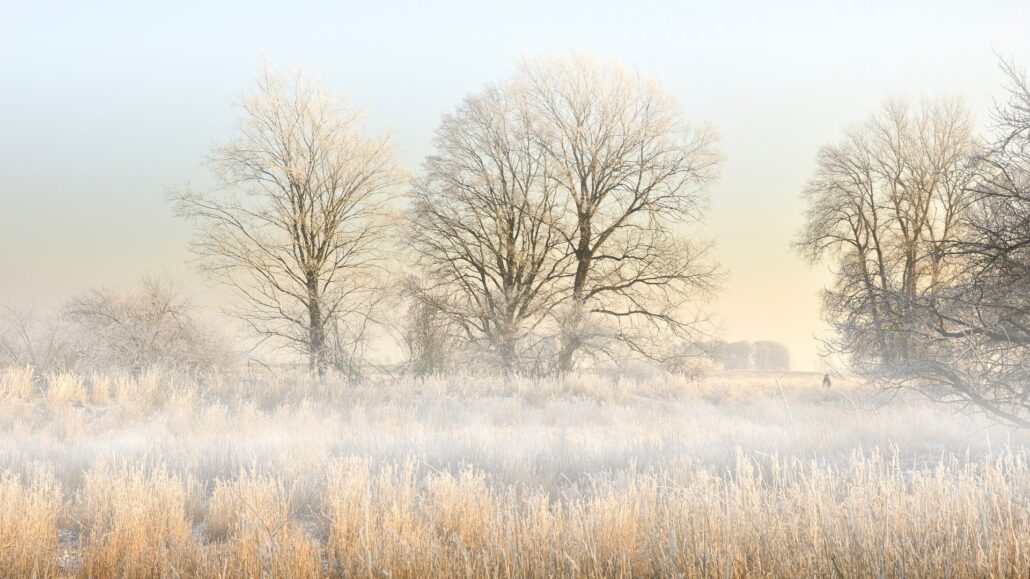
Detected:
[
  {"left": 714, "top": 340, "right": 791, "bottom": 371},
  {"left": 65, "top": 277, "right": 229, "bottom": 375},
  {"left": 753, "top": 341, "right": 791, "bottom": 371}
]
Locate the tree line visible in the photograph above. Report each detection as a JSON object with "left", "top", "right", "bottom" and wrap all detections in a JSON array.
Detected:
[
  {"left": 716, "top": 341, "right": 791, "bottom": 371},
  {"left": 170, "top": 54, "right": 722, "bottom": 378}
]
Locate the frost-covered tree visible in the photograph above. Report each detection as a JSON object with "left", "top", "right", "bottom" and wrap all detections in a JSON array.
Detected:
[
  {"left": 64, "top": 277, "right": 228, "bottom": 375},
  {"left": 796, "top": 97, "right": 978, "bottom": 371},
  {"left": 797, "top": 80, "right": 1030, "bottom": 427},
  {"left": 410, "top": 54, "right": 721, "bottom": 373},
  {"left": 409, "top": 82, "right": 571, "bottom": 373},
  {"left": 884, "top": 62, "right": 1030, "bottom": 427},
  {"left": 171, "top": 66, "right": 403, "bottom": 376},
  {"left": 519, "top": 54, "right": 721, "bottom": 370},
  {"left": 0, "top": 305, "right": 73, "bottom": 372}
]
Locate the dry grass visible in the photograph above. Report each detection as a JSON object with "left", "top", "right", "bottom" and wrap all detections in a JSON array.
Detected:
[
  {"left": 74, "top": 463, "right": 202, "bottom": 577},
  {"left": 0, "top": 468, "right": 62, "bottom": 577},
  {"left": 0, "top": 367, "right": 1027, "bottom": 577},
  {"left": 0, "top": 366, "right": 36, "bottom": 401},
  {"left": 205, "top": 470, "right": 322, "bottom": 577},
  {"left": 45, "top": 372, "right": 87, "bottom": 408}
]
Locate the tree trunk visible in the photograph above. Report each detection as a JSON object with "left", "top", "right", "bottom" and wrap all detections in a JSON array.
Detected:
[
  {"left": 306, "top": 272, "right": 326, "bottom": 377},
  {"left": 556, "top": 339, "right": 577, "bottom": 373},
  {"left": 557, "top": 215, "right": 593, "bottom": 373},
  {"left": 498, "top": 336, "right": 517, "bottom": 374}
]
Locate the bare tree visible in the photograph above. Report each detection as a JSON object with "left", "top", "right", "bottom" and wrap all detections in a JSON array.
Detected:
[
  {"left": 796, "top": 68, "right": 1030, "bottom": 427},
  {"left": 884, "top": 61, "right": 1030, "bottom": 427},
  {"left": 409, "top": 82, "right": 572, "bottom": 373},
  {"left": 796, "top": 97, "right": 978, "bottom": 372},
  {"left": 0, "top": 305, "right": 73, "bottom": 372},
  {"left": 397, "top": 282, "right": 462, "bottom": 376},
  {"left": 171, "top": 66, "right": 402, "bottom": 376},
  {"left": 64, "top": 277, "right": 228, "bottom": 375},
  {"left": 518, "top": 53, "right": 721, "bottom": 371}
]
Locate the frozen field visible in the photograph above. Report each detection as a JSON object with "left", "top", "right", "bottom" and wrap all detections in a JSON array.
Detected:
[{"left": 0, "top": 368, "right": 1027, "bottom": 577}]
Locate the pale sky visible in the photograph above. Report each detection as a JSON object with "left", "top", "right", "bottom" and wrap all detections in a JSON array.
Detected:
[{"left": 2, "top": 0, "right": 1029, "bottom": 369}]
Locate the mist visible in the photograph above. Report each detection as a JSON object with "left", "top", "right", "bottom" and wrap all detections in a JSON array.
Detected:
[{"left": 2, "top": 1, "right": 1030, "bottom": 576}]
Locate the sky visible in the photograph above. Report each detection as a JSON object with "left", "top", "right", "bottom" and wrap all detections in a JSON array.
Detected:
[{"left": 2, "top": 0, "right": 1029, "bottom": 370}]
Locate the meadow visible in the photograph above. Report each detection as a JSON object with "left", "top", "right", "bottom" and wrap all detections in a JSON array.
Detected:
[{"left": 0, "top": 367, "right": 1027, "bottom": 577}]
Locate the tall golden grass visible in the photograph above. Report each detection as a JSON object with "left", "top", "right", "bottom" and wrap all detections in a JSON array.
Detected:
[
  {"left": 0, "top": 367, "right": 1027, "bottom": 577},
  {"left": 3, "top": 454, "right": 1026, "bottom": 577},
  {"left": 0, "top": 468, "right": 62, "bottom": 577}
]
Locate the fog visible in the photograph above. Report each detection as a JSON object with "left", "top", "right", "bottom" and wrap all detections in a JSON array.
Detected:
[{"left": 3, "top": 1, "right": 1030, "bottom": 576}]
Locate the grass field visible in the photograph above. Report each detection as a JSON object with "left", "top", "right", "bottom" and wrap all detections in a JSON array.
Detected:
[{"left": 0, "top": 367, "right": 1028, "bottom": 577}]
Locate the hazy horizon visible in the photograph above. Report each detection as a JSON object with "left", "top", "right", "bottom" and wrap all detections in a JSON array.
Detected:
[{"left": 4, "top": 0, "right": 1030, "bottom": 370}]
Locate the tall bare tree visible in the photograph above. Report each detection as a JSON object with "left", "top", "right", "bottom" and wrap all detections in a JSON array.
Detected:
[
  {"left": 891, "top": 61, "right": 1030, "bottom": 427},
  {"left": 796, "top": 97, "right": 978, "bottom": 371},
  {"left": 409, "top": 83, "right": 572, "bottom": 373},
  {"left": 518, "top": 54, "right": 721, "bottom": 371},
  {"left": 171, "top": 66, "right": 402, "bottom": 375}
]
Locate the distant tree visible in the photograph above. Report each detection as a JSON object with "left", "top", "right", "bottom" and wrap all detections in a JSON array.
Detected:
[
  {"left": 721, "top": 340, "right": 752, "bottom": 370},
  {"left": 64, "top": 277, "right": 228, "bottom": 375},
  {"left": 397, "top": 283, "right": 462, "bottom": 376},
  {"left": 0, "top": 305, "right": 73, "bottom": 372},
  {"left": 171, "top": 65, "right": 403, "bottom": 376},
  {"left": 660, "top": 339, "right": 722, "bottom": 377},
  {"left": 710, "top": 340, "right": 790, "bottom": 371},
  {"left": 519, "top": 53, "right": 721, "bottom": 371},
  {"left": 753, "top": 341, "right": 790, "bottom": 371}
]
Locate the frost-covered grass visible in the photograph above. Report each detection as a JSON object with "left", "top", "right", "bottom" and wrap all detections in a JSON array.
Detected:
[{"left": 0, "top": 367, "right": 1027, "bottom": 577}]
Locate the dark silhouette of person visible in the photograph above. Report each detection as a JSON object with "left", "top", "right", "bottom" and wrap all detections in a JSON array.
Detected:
[{"left": 821, "top": 373, "right": 832, "bottom": 389}]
